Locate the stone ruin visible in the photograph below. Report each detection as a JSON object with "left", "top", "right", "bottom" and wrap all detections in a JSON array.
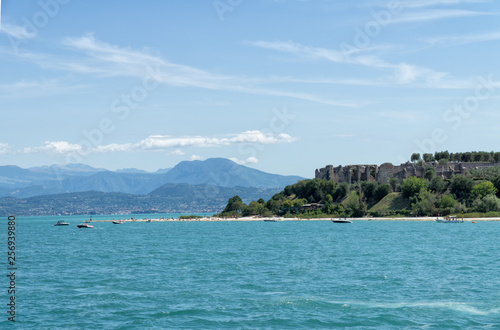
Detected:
[{"left": 315, "top": 161, "right": 500, "bottom": 184}]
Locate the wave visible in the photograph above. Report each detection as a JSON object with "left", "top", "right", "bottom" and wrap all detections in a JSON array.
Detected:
[{"left": 328, "top": 300, "right": 500, "bottom": 316}]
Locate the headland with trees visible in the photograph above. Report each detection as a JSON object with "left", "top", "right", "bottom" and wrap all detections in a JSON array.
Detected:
[{"left": 217, "top": 151, "right": 500, "bottom": 219}]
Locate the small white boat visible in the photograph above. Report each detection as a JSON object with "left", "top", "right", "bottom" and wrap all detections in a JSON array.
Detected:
[
  {"left": 435, "top": 215, "right": 464, "bottom": 223},
  {"left": 77, "top": 223, "right": 94, "bottom": 228},
  {"left": 263, "top": 218, "right": 277, "bottom": 222},
  {"left": 112, "top": 220, "right": 123, "bottom": 224},
  {"left": 332, "top": 218, "right": 352, "bottom": 223},
  {"left": 54, "top": 220, "right": 69, "bottom": 226}
]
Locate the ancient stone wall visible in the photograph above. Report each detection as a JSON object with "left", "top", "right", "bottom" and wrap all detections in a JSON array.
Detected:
[{"left": 315, "top": 162, "right": 500, "bottom": 184}]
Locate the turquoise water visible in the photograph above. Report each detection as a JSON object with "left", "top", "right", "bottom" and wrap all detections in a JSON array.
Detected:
[{"left": 4, "top": 216, "right": 500, "bottom": 328}]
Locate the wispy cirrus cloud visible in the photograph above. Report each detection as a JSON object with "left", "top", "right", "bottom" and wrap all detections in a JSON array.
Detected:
[
  {"left": 0, "top": 79, "right": 85, "bottom": 98},
  {"left": 250, "top": 40, "right": 448, "bottom": 86},
  {"left": 424, "top": 30, "right": 500, "bottom": 47},
  {"left": 20, "top": 131, "right": 298, "bottom": 155},
  {"left": 400, "top": 0, "right": 492, "bottom": 8},
  {"left": 4, "top": 34, "right": 358, "bottom": 107},
  {"left": 0, "top": 22, "right": 37, "bottom": 39},
  {"left": 392, "top": 9, "right": 490, "bottom": 24}
]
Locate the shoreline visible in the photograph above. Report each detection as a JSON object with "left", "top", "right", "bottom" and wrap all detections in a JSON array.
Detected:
[{"left": 91, "top": 216, "right": 500, "bottom": 223}]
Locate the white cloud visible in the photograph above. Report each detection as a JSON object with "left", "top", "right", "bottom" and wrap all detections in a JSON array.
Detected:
[
  {"left": 21, "top": 131, "right": 298, "bottom": 156},
  {"left": 401, "top": 0, "right": 492, "bottom": 8},
  {"left": 251, "top": 40, "right": 449, "bottom": 87},
  {"left": 229, "top": 157, "right": 259, "bottom": 165},
  {"left": 4, "top": 34, "right": 357, "bottom": 107},
  {"left": 0, "top": 23, "right": 37, "bottom": 39},
  {"left": 424, "top": 31, "right": 500, "bottom": 47},
  {"left": 392, "top": 10, "right": 489, "bottom": 24},
  {"left": 0, "top": 143, "right": 11, "bottom": 154},
  {"left": 190, "top": 154, "right": 202, "bottom": 161},
  {"left": 95, "top": 131, "right": 297, "bottom": 152},
  {"left": 23, "top": 141, "right": 83, "bottom": 154}
]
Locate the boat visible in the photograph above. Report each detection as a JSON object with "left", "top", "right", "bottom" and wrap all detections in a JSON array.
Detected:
[
  {"left": 77, "top": 223, "right": 94, "bottom": 228},
  {"left": 112, "top": 220, "right": 123, "bottom": 224},
  {"left": 435, "top": 215, "right": 464, "bottom": 223},
  {"left": 263, "top": 218, "right": 277, "bottom": 222},
  {"left": 54, "top": 220, "right": 69, "bottom": 226},
  {"left": 332, "top": 218, "right": 352, "bottom": 223}
]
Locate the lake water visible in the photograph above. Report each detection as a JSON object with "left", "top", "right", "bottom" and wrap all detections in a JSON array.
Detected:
[{"left": 3, "top": 215, "right": 500, "bottom": 328}]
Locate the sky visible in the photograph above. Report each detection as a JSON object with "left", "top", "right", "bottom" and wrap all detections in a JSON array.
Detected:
[{"left": 0, "top": 0, "right": 499, "bottom": 177}]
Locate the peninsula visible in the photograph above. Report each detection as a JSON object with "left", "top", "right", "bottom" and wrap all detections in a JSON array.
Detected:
[{"left": 217, "top": 151, "right": 500, "bottom": 219}]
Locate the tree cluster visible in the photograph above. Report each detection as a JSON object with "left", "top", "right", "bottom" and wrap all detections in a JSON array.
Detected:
[
  {"left": 218, "top": 165, "right": 500, "bottom": 219},
  {"left": 217, "top": 178, "right": 393, "bottom": 218},
  {"left": 411, "top": 151, "right": 500, "bottom": 163},
  {"left": 401, "top": 168, "right": 500, "bottom": 216}
]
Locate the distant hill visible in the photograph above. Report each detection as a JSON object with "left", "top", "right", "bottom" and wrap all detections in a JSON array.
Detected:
[
  {"left": 0, "top": 159, "right": 304, "bottom": 198},
  {"left": 0, "top": 183, "right": 281, "bottom": 216},
  {"left": 159, "top": 158, "right": 303, "bottom": 188}
]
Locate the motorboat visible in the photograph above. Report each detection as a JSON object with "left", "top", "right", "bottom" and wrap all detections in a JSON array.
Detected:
[
  {"left": 54, "top": 220, "right": 69, "bottom": 226},
  {"left": 332, "top": 218, "right": 352, "bottom": 223},
  {"left": 77, "top": 223, "right": 94, "bottom": 228},
  {"left": 112, "top": 220, "right": 123, "bottom": 224},
  {"left": 435, "top": 215, "right": 464, "bottom": 223},
  {"left": 263, "top": 218, "right": 277, "bottom": 222}
]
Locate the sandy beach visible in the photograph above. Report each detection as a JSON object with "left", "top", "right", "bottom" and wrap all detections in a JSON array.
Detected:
[{"left": 91, "top": 216, "right": 500, "bottom": 223}]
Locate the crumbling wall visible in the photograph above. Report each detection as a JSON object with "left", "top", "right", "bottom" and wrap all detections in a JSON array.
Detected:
[{"left": 315, "top": 161, "right": 500, "bottom": 184}]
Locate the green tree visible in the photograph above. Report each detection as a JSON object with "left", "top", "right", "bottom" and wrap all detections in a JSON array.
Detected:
[
  {"left": 401, "top": 177, "right": 429, "bottom": 199},
  {"left": 438, "top": 158, "right": 449, "bottom": 167},
  {"left": 493, "top": 176, "right": 500, "bottom": 197},
  {"left": 411, "top": 189, "right": 436, "bottom": 216},
  {"left": 450, "top": 175, "right": 475, "bottom": 200},
  {"left": 423, "top": 153, "right": 434, "bottom": 162},
  {"left": 242, "top": 201, "right": 265, "bottom": 216},
  {"left": 333, "top": 183, "right": 349, "bottom": 201},
  {"left": 472, "top": 181, "right": 498, "bottom": 199},
  {"left": 293, "top": 198, "right": 306, "bottom": 208},
  {"left": 389, "top": 178, "right": 399, "bottom": 192},
  {"left": 322, "top": 194, "right": 335, "bottom": 214},
  {"left": 424, "top": 167, "right": 437, "bottom": 181},
  {"left": 222, "top": 195, "right": 246, "bottom": 213},
  {"left": 411, "top": 153, "right": 421, "bottom": 163},
  {"left": 479, "top": 194, "right": 500, "bottom": 212},
  {"left": 283, "top": 200, "right": 293, "bottom": 210},
  {"left": 430, "top": 176, "right": 447, "bottom": 193},
  {"left": 361, "top": 181, "right": 378, "bottom": 200},
  {"left": 373, "top": 184, "right": 391, "bottom": 202},
  {"left": 437, "top": 194, "right": 456, "bottom": 209},
  {"left": 265, "top": 198, "right": 283, "bottom": 214}
]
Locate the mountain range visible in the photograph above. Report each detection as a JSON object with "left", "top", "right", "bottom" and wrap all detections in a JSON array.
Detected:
[
  {"left": 0, "top": 158, "right": 305, "bottom": 216},
  {"left": 0, "top": 158, "right": 304, "bottom": 198}
]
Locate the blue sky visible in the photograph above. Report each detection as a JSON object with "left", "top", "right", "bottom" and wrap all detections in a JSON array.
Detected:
[{"left": 1, "top": 0, "right": 499, "bottom": 177}]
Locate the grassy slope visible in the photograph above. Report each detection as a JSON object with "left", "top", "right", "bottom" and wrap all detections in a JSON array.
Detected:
[{"left": 369, "top": 192, "right": 410, "bottom": 213}]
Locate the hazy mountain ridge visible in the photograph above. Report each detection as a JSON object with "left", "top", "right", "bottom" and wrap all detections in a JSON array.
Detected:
[{"left": 0, "top": 158, "right": 303, "bottom": 198}]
